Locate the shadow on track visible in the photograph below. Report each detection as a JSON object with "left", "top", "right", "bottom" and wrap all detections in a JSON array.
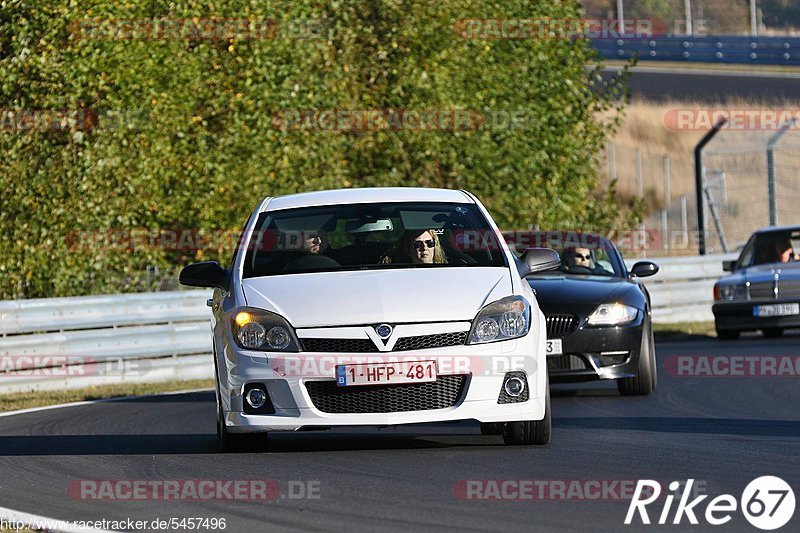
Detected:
[
  {"left": 556, "top": 417, "right": 800, "bottom": 437},
  {"left": 0, "top": 426, "right": 506, "bottom": 456}
]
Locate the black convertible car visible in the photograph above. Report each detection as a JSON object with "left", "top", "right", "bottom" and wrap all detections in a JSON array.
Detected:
[{"left": 518, "top": 233, "right": 659, "bottom": 395}]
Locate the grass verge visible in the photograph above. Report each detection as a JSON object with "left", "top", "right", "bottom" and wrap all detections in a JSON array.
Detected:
[
  {"left": 653, "top": 320, "right": 716, "bottom": 340},
  {"left": 0, "top": 379, "right": 214, "bottom": 413}
]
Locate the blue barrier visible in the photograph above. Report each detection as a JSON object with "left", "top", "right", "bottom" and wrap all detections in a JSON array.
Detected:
[{"left": 591, "top": 36, "right": 800, "bottom": 66}]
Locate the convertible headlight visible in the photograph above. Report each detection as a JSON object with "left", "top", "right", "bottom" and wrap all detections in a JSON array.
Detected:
[
  {"left": 469, "top": 296, "right": 531, "bottom": 344},
  {"left": 715, "top": 283, "right": 748, "bottom": 302},
  {"left": 231, "top": 309, "right": 300, "bottom": 352},
  {"left": 587, "top": 303, "right": 638, "bottom": 326}
]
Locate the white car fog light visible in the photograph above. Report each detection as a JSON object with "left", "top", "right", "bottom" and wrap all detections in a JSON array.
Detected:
[
  {"left": 504, "top": 377, "right": 526, "bottom": 397},
  {"left": 246, "top": 388, "right": 268, "bottom": 409}
]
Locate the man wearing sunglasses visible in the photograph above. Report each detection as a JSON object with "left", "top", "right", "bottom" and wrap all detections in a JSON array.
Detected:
[
  {"left": 572, "top": 247, "right": 594, "bottom": 268},
  {"left": 303, "top": 230, "right": 327, "bottom": 255},
  {"left": 562, "top": 246, "right": 597, "bottom": 273}
]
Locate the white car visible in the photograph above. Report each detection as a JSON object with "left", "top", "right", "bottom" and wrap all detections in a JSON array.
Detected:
[{"left": 180, "top": 187, "right": 559, "bottom": 450}]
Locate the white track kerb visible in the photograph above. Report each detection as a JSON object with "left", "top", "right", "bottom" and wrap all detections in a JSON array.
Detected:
[
  {"left": 0, "top": 390, "right": 209, "bottom": 533},
  {"left": 0, "top": 503, "right": 116, "bottom": 533}
]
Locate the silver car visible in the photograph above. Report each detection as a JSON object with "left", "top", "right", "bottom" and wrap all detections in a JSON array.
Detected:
[{"left": 713, "top": 226, "right": 800, "bottom": 340}]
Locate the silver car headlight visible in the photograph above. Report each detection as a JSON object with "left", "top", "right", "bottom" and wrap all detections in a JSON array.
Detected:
[
  {"left": 469, "top": 296, "right": 531, "bottom": 344},
  {"left": 231, "top": 308, "right": 300, "bottom": 352},
  {"left": 717, "top": 283, "right": 748, "bottom": 302},
  {"left": 587, "top": 303, "right": 638, "bottom": 326}
]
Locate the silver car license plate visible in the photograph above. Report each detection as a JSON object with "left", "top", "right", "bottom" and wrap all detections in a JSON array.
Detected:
[{"left": 754, "top": 303, "right": 800, "bottom": 317}]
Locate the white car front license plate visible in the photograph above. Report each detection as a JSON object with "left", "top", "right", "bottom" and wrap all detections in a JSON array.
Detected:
[
  {"left": 754, "top": 303, "right": 800, "bottom": 317},
  {"left": 546, "top": 339, "right": 563, "bottom": 356},
  {"left": 336, "top": 360, "right": 437, "bottom": 387}
]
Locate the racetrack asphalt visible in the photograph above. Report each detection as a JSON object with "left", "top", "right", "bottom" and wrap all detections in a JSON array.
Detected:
[
  {"left": 599, "top": 66, "right": 800, "bottom": 103},
  {"left": 0, "top": 331, "right": 798, "bottom": 532}
]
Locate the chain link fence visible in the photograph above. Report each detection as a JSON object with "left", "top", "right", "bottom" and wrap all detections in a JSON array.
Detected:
[
  {"left": 603, "top": 124, "right": 800, "bottom": 258},
  {"left": 582, "top": 1, "right": 800, "bottom": 36}
]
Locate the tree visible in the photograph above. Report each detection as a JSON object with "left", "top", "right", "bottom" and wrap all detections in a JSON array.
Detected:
[{"left": 0, "top": 0, "right": 635, "bottom": 298}]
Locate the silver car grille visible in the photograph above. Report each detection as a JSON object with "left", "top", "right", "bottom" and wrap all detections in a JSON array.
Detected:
[
  {"left": 748, "top": 281, "right": 776, "bottom": 300},
  {"left": 748, "top": 279, "right": 800, "bottom": 300},
  {"left": 779, "top": 280, "right": 800, "bottom": 298}
]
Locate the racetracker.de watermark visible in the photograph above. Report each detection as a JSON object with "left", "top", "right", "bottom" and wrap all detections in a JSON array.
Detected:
[
  {"left": 272, "top": 109, "right": 534, "bottom": 132},
  {"left": 64, "top": 228, "right": 680, "bottom": 254},
  {"left": 0, "top": 109, "right": 98, "bottom": 131},
  {"left": 665, "top": 356, "right": 800, "bottom": 378},
  {"left": 664, "top": 108, "right": 800, "bottom": 130},
  {"left": 67, "top": 479, "right": 321, "bottom": 501},
  {"left": 69, "top": 18, "right": 328, "bottom": 41},
  {"left": 0, "top": 109, "right": 152, "bottom": 132},
  {"left": 453, "top": 18, "right": 666, "bottom": 40},
  {"left": 453, "top": 479, "right": 707, "bottom": 501},
  {"left": 270, "top": 355, "right": 539, "bottom": 379},
  {"left": 0, "top": 355, "right": 147, "bottom": 378}
]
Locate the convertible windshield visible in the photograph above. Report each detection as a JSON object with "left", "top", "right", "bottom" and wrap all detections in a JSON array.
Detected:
[
  {"left": 508, "top": 233, "right": 623, "bottom": 277},
  {"left": 549, "top": 243, "right": 622, "bottom": 277},
  {"left": 242, "top": 202, "right": 507, "bottom": 277}
]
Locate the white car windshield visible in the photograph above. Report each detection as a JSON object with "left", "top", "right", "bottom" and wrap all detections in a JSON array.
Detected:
[{"left": 242, "top": 202, "right": 507, "bottom": 277}]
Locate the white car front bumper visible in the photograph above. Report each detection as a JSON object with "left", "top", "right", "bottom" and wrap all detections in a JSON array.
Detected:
[{"left": 218, "top": 320, "right": 547, "bottom": 432}]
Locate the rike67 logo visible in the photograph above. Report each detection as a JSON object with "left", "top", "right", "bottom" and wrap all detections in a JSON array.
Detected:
[{"left": 626, "top": 477, "right": 795, "bottom": 530}]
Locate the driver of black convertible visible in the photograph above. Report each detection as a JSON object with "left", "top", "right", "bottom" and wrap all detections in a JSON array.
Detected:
[{"left": 562, "top": 246, "right": 605, "bottom": 274}]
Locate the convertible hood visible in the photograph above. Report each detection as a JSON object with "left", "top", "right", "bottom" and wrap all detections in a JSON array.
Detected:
[
  {"left": 526, "top": 275, "right": 626, "bottom": 304},
  {"left": 241, "top": 267, "right": 511, "bottom": 327}
]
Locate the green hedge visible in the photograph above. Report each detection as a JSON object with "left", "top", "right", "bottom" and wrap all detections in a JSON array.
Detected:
[{"left": 0, "top": 1, "right": 637, "bottom": 299}]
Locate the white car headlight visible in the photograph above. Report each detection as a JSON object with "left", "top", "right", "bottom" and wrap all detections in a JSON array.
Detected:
[
  {"left": 469, "top": 296, "right": 531, "bottom": 344},
  {"left": 232, "top": 309, "right": 300, "bottom": 352},
  {"left": 587, "top": 303, "right": 638, "bottom": 326}
]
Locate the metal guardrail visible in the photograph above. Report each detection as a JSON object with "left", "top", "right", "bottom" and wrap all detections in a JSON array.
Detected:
[
  {"left": 0, "top": 290, "right": 210, "bottom": 335},
  {"left": 592, "top": 36, "right": 800, "bottom": 65},
  {"left": 626, "top": 253, "right": 737, "bottom": 323},
  {"left": 0, "top": 255, "right": 735, "bottom": 391},
  {"left": 0, "top": 290, "right": 215, "bottom": 391}
]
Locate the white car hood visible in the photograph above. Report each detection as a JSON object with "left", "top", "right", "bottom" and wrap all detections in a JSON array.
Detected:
[{"left": 241, "top": 267, "right": 511, "bottom": 327}]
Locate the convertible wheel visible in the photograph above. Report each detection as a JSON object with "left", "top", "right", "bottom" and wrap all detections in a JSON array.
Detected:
[
  {"left": 716, "top": 329, "right": 741, "bottom": 341},
  {"left": 762, "top": 328, "right": 784, "bottom": 338},
  {"left": 618, "top": 319, "right": 655, "bottom": 396},
  {"left": 502, "top": 380, "right": 551, "bottom": 445}
]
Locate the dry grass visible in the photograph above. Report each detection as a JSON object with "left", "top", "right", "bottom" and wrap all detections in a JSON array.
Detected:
[
  {"left": 0, "top": 379, "right": 214, "bottom": 412},
  {"left": 603, "top": 98, "right": 800, "bottom": 251},
  {"left": 604, "top": 100, "right": 711, "bottom": 202},
  {"left": 607, "top": 97, "right": 800, "bottom": 202}
]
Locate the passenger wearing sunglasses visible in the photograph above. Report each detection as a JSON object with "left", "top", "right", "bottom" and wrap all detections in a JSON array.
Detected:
[{"left": 380, "top": 229, "right": 447, "bottom": 265}]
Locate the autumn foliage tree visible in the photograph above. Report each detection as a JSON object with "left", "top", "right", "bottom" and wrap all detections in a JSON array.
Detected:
[{"left": 0, "top": 1, "right": 634, "bottom": 298}]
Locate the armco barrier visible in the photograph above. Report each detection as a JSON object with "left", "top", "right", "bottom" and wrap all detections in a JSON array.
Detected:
[
  {"left": 626, "top": 253, "right": 737, "bottom": 323},
  {"left": 0, "top": 255, "right": 735, "bottom": 391},
  {"left": 0, "top": 290, "right": 215, "bottom": 392},
  {"left": 592, "top": 36, "right": 800, "bottom": 66}
]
